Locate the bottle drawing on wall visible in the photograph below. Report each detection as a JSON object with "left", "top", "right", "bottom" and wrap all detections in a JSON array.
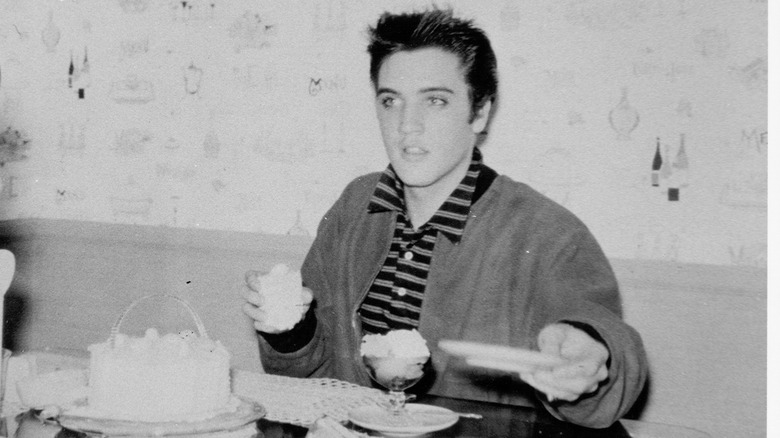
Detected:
[
  {"left": 667, "top": 133, "right": 689, "bottom": 202},
  {"left": 78, "top": 47, "right": 90, "bottom": 99},
  {"left": 42, "top": 10, "right": 61, "bottom": 52},
  {"left": 609, "top": 87, "right": 639, "bottom": 140},
  {"left": 287, "top": 210, "right": 309, "bottom": 236},
  {"left": 68, "top": 51, "right": 75, "bottom": 88},
  {"left": 184, "top": 61, "right": 203, "bottom": 95},
  {"left": 672, "top": 133, "right": 689, "bottom": 187},
  {"left": 651, "top": 137, "right": 662, "bottom": 187}
]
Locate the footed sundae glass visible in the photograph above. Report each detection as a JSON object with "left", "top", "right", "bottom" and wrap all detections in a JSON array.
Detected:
[
  {"left": 360, "top": 330, "right": 431, "bottom": 416},
  {"left": 363, "top": 353, "right": 429, "bottom": 414}
]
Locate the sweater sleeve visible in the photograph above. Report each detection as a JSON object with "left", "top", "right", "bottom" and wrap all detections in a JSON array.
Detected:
[
  {"left": 536, "top": 227, "right": 649, "bottom": 428},
  {"left": 257, "top": 190, "right": 348, "bottom": 378}
]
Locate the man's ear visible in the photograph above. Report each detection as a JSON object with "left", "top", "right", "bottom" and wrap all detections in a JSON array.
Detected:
[{"left": 471, "top": 100, "right": 492, "bottom": 134}]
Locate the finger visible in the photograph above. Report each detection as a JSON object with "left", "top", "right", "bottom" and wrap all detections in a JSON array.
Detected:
[
  {"left": 254, "top": 320, "right": 285, "bottom": 334},
  {"left": 245, "top": 270, "right": 262, "bottom": 292},
  {"left": 596, "top": 363, "right": 609, "bottom": 381},
  {"left": 255, "top": 321, "right": 284, "bottom": 334},
  {"left": 565, "top": 361, "right": 607, "bottom": 381},
  {"left": 241, "top": 287, "right": 264, "bottom": 306},
  {"left": 300, "top": 287, "right": 314, "bottom": 305},
  {"left": 242, "top": 302, "right": 263, "bottom": 321},
  {"left": 535, "top": 367, "right": 602, "bottom": 397},
  {"left": 519, "top": 371, "right": 577, "bottom": 402},
  {"left": 552, "top": 360, "right": 600, "bottom": 379},
  {"left": 537, "top": 325, "right": 567, "bottom": 356},
  {"left": 243, "top": 303, "right": 283, "bottom": 334},
  {"left": 557, "top": 326, "right": 609, "bottom": 362}
]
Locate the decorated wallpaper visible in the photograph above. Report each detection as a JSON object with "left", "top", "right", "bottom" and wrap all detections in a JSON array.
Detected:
[{"left": 0, "top": 0, "right": 768, "bottom": 267}]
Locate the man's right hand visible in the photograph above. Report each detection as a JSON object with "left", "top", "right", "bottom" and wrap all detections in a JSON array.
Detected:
[{"left": 242, "top": 270, "right": 313, "bottom": 334}]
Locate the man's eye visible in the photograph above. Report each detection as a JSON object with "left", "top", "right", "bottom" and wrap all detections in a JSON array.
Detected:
[
  {"left": 429, "top": 97, "right": 447, "bottom": 106},
  {"left": 379, "top": 96, "right": 396, "bottom": 108}
]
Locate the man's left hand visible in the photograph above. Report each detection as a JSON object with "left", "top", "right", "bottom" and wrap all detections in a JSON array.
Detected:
[{"left": 519, "top": 323, "right": 609, "bottom": 403}]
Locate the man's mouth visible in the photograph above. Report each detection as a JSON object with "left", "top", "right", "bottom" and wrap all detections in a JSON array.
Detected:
[{"left": 402, "top": 145, "right": 427, "bottom": 155}]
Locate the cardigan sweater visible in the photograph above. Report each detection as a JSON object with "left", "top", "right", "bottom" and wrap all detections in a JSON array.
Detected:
[{"left": 257, "top": 170, "right": 648, "bottom": 428}]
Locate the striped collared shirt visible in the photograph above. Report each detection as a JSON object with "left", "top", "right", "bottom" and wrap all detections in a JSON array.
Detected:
[{"left": 359, "top": 148, "right": 483, "bottom": 334}]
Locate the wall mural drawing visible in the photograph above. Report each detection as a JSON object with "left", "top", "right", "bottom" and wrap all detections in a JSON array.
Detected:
[
  {"left": 731, "top": 57, "right": 767, "bottom": 92},
  {"left": 41, "top": 10, "right": 61, "bottom": 52},
  {"left": 184, "top": 61, "right": 203, "bottom": 96},
  {"left": 58, "top": 123, "right": 87, "bottom": 154},
  {"left": 114, "top": 128, "right": 153, "bottom": 155},
  {"left": 719, "top": 127, "right": 767, "bottom": 209},
  {"left": 608, "top": 87, "right": 640, "bottom": 140},
  {"left": 0, "top": 0, "right": 766, "bottom": 266},
  {"left": 0, "top": 126, "right": 30, "bottom": 166},
  {"left": 228, "top": 11, "right": 276, "bottom": 53},
  {"left": 119, "top": 0, "right": 150, "bottom": 14},
  {"left": 109, "top": 75, "right": 156, "bottom": 104}
]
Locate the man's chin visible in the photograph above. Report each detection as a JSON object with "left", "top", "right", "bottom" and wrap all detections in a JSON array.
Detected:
[{"left": 395, "top": 173, "right": 435, "bottom": 189}]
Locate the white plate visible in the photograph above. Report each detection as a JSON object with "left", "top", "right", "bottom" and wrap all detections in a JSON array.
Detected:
[
  {"left": 348, "top": 404, "right": 458, "bottom": 436},
  {"left": 438, "top": 340, "right": 567, "bottom": 373}
]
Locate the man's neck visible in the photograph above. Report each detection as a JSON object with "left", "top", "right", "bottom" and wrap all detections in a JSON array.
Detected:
[
  {"left": 403, "top": 170, "right": 467, "bottom": 230},
  {"left": 404, "top": 189, "right": 441, "bottom": 230}
]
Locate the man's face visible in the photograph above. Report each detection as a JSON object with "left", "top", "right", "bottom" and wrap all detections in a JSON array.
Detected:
[{"left": 375, "top": 47, "right": 490, "bottom": 198}]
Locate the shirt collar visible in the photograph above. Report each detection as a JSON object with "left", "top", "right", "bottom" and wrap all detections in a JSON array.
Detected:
[{"left": 367, "top": 148, "right": 484, "bottom": 243}]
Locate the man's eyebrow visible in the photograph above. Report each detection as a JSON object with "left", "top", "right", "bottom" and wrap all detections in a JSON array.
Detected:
[
  {"left": 419, "top": 86, "right": 455, "bottom": 94},
  {"left": 376, "top": 86, "right": 455, "bottom": 96}
]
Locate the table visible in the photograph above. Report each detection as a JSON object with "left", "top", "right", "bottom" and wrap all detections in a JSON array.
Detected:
[
  {"left": 8, "top": 396, "right": 711, "bottom": 438},
  {"left": 258, "top": 394, "right": 633, "bottom": 438}
]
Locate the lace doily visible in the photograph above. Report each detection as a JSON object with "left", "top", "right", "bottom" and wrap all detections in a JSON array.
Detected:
[{"left": 231, "top": 370, "right": 387, "bottom": 427}]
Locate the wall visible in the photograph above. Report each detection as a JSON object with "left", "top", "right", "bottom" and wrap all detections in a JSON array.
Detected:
[
  {"left": 612, "top": 258, "right": 766, "bottom": 438},
  {"left": 0, "top": 0, "right": 767, "bottom": 267}
]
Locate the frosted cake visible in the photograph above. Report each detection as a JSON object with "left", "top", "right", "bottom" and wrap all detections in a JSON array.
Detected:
[{"left": 84, "top": 328, "right": 233, "bottom": 422}]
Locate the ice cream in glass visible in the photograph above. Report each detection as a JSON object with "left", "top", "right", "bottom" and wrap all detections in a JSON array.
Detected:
[{"left": 360, "top": 329, "right": 430, "bottom": 414}]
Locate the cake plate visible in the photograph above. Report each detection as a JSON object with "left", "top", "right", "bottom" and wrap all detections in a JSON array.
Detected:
[{"left": 55, "top": 397, "right": 265, "bottom": 437}]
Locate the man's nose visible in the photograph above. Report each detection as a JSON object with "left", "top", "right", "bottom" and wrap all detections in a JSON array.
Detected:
[{"left": 399, "top": 105, "right": 423, "bottom": 134}]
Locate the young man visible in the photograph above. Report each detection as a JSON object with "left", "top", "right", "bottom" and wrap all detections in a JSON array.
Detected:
[{"left": 242, "top": 7, "right": 648, "bottom": 428}]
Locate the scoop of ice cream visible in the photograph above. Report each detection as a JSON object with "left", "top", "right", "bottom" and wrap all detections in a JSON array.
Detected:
[{"left": 360, "top": 329, "right": 430, "bottom": 359}]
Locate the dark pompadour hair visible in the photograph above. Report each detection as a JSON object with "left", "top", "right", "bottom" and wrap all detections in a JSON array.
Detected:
[{"left": 367, "top": 7, "right": 498, "bottom": 118}]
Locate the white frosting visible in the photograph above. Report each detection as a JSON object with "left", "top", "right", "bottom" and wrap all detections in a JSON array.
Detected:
[
  {"left": 360, "top": 329, "right": 430, "bottom": 359},
  {"left": 16, "top": 368, "right": 88, "bottom": 408},
  {"left": 258, "top": 264, "right": 306, "bottom": 331},
  {"left": 86, "top": 328, "right": 232, "bottom": 422},
  {"left": 259, "top": 264, "right": 302, "bottom": 295}
]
